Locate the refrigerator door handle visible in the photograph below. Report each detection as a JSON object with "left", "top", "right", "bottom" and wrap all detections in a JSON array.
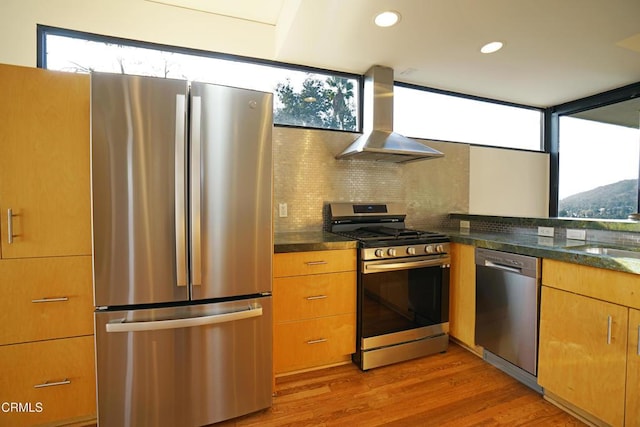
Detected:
[
  {"left": 175, "top": 94, "right": 188, "bottom": 287},
  {"left": 190, "top": 96, "right": 202, "bottom": 287},
  {"left": 105, "top": 304, "right": 263, "bottom": 333}
]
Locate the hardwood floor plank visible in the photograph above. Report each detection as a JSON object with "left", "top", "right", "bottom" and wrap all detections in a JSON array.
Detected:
[{"left": 215, "top": 342, "right": 584, "bottom": 427}]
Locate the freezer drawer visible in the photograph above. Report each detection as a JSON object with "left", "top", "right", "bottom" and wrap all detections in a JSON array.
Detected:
[{"left": 95, "top": 297, "right": 272, "bottom": 427}]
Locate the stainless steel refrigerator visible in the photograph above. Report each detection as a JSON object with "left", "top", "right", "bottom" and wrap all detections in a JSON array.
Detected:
[{"left": 90, "top": 72, "right": 273, "bottom": 427}]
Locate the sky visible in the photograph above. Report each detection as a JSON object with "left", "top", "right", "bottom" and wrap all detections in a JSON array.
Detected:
[{"left": 559, "top": 117, "right": 639, "bottom": 200}]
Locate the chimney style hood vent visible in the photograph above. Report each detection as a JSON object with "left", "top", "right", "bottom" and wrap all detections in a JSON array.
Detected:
[{"left": 336, "top": 65, "right": 444, "bottom": 163}]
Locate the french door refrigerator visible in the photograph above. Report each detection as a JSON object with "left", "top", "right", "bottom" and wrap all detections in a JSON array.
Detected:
[{"left": 90, "top": 72, "right": 273, "bottom": 427}]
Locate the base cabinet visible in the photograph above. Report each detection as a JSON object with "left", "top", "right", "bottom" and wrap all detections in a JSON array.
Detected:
[
  {"left": 539, "top": 259, "right": 640, "bottom": 427},
  {"left": 449, "top": 243, "right": 477, "bottom": 351},
  {"left": 538, "top": 286, "right": 627, "bottom": 426},
  {"left": 273, "top": 249, "right": 356, "bottom": 375},
  {"left": 627, "top": 309, "right": 640, "bottom": 427}
]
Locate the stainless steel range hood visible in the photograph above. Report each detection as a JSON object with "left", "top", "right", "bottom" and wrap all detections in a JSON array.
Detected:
[{"left": 336, "top": 65, "right": 444, "bottom": 163}]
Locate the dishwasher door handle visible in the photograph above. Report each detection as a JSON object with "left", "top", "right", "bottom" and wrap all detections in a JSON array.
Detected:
[{"left": 484, "top": 260, "right": 523, "bottom": 274}]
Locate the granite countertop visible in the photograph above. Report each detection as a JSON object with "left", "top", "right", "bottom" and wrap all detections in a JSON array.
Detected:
[
  {"left": 274, "top": 228, "right": 640, "bottom": 275},
  {"left": 445, "top": 229, "right": 640, "bottom": 275},
  {"left": 274, "top": 231, "right": 358, "bottom": 253}
]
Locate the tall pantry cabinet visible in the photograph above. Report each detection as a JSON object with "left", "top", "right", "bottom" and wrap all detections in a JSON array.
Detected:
[{"left": 0, "top": 64, "right": 96, "bottom": 426}]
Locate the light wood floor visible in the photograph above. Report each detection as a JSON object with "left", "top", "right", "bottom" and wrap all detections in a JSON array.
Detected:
[{"left": 216, "top": 342, "right": 585, "bottom": 426}]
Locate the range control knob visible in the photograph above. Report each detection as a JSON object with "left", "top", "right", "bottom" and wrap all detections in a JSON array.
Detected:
[
  {"left": 387, "top": 248, "right": 397, "bottom": 257},
  {"left": 407, "top": 247, "right": 416, "bottom": 255},
  {"left": 436, "top": 244, "right": 445, "bottom": 253},
  {"left": 425, "top": 245, "right": 434, "bottom": 254},
  {"left": 375, "top": 249, "right": 385, "bottom": 258}
]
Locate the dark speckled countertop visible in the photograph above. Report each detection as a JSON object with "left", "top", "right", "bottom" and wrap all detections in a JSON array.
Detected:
[
  {"left": 274, "top": 229, "right": 640, "bottom": 275},
  {"left": 446, "top": 230, "right": 640, "bottom": 275},
  {"left": 274, "top": 231, "right": 357, "bottom": 253}
]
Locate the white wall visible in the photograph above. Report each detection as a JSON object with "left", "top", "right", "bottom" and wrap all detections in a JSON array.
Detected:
[
  {"left": 0, "top": 0, "right": 277, "bottom": 67},
  {"left": 469, "top": 146, "right": 550, "bottom": 217}
]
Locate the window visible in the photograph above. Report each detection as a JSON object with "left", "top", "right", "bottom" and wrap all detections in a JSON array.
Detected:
[
  {"left": 394, "top": 84, "right": 543, "bottom": 151},
  {"left": 557, "top": 114, "right": 639, "bottom": 220},
  {"left": 550, "top": 82, "right": 640, "bottom": 219},
  {"left": 39, "top": 26, "right": 360, "bottom": 132}
]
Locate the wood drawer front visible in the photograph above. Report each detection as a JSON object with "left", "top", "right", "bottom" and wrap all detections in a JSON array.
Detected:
[
  {"left": 274, "top": 313, "right": 356, "bottom": 374},
  {"left": 0, "top": 256, "right": 93, "bottom": 345},
  {"left": 0, "top": 335, "right": 96, "bottom": 426},
  {"left": 273, "top": 249, "right": 356, "bottom": 277},
  {"left": 274, "top": 271, "right": 356, "bottom": 322},
  {"left": 542, "top": 259, "right": 640, "bottom": 309}
]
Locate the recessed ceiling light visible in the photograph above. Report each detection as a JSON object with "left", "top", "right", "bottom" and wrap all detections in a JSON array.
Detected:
[
  {"left": 480, "top": 41, "right": 504, "bottom": 54},
  {"left": 374, "top": 11, "right": 401, "bottom": 27}
]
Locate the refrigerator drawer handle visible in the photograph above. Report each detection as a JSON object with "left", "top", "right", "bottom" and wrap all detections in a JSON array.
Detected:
[
  {"left": 105, "top": 305, "right": 263, "bottom": 333},
  {"left": 32, "top": 297, "right": 69, "bottom": 303},
  {"left": 34, "top": 378, "right": 70, "bottom": 388}
]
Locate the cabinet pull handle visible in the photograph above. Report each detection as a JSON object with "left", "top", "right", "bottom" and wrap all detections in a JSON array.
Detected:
[
  {"left": 7, "top": 208, "right": 15, "bottom": 244},
  {"left": 607, "top": 315, "right": 612, "bottom": 345},
  {"left": 306, "top": 295, "right": 328, "bottom": 300},
  {"left": 637, "top": 325, "right": 640, "bottom": 356},
  {"left": 306, "top": 338, "right": 327, "bottom": 344},
  {"left": 31, "top": 297, "right": 69, "bottom": 303},
  {"left": 306, "top": 261, "right": 327, "bottom": 266},
  {"left": 34, "top": 379, "right": 70, "bottom": 388}
]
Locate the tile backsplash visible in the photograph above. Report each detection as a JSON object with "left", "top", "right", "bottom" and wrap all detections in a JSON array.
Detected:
[{"left": 273, "top": 127, "right": 469, "bottom": 233}]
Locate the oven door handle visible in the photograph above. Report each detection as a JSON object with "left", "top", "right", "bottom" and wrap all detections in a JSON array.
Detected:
[{"left": 363, "top": 258, "right": 449, "bottom": 273}]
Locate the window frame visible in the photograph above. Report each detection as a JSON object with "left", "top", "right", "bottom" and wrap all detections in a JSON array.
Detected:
[
  {"left": 548, "top": 82, "right": 640, "bottom": 217},
  {"left": 36, "top": 24, "right": 364, "bottom": 134}
]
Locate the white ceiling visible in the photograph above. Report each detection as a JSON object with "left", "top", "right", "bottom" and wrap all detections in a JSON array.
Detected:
[{"left": 154, "top": 0, "right": 640, "bottom": 108}]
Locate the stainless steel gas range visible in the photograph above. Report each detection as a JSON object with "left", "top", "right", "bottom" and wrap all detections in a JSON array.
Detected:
[{"left": 329, "top": 203, "right": 450, "bottom": 370}]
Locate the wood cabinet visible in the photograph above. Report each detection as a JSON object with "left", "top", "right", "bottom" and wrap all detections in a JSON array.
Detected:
[
  {"left": 627, "top": 308, "right": 640, "bottom": 427},
  {"left": 539, "top": 259, "right": 640, "bottom": 427},
  {"left": 448, "top": 243, "right": 479, "bottom": 352},
  {"left": 0, "top": 64, "right": 95, "bottom": 426},
  {"left": 0, "top": 64, "right": 91, "bottom": 259},
  {"left": 0, "top": 336, "right": 96, "bottom": 427},
  {"left": 538, "top": 286, "right": 627, "bottom": 426},
  {"left": 273, "top": 249, "right": 356, "bottom": 375},
  {"left": 0, "top": 256, "right": 93, "bottom": 346}
]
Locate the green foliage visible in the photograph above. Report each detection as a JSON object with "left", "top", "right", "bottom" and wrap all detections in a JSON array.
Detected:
[
  {"left": 274, "top": 75, "right": 357, "bottom": 131},
  {"left": 559, "top": 179, "right": 638, "bottom": 219}
]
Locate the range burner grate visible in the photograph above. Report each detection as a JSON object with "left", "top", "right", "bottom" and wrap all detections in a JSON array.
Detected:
[{"left": 334, "top": 226, "right": 447, "bottom": 243}]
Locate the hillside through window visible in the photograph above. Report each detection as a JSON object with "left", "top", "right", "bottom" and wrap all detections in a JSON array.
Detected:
[{"left": 558, "top": 116, "right": 639, "bottom": 219}]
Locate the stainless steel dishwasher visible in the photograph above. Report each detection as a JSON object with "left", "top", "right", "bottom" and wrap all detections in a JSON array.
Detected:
[{"left": 475, "top": 248, "right": 542, "bottom": 393}]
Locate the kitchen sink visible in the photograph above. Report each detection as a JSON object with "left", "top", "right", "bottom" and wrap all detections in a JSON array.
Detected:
[{"left": 566, "top": 244, "right": 640, "bottom": 259}]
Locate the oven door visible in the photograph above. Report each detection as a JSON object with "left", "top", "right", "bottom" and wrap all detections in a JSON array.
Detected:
[{"left": 359, "top": 255, "right": 450, "bottom": 351}]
